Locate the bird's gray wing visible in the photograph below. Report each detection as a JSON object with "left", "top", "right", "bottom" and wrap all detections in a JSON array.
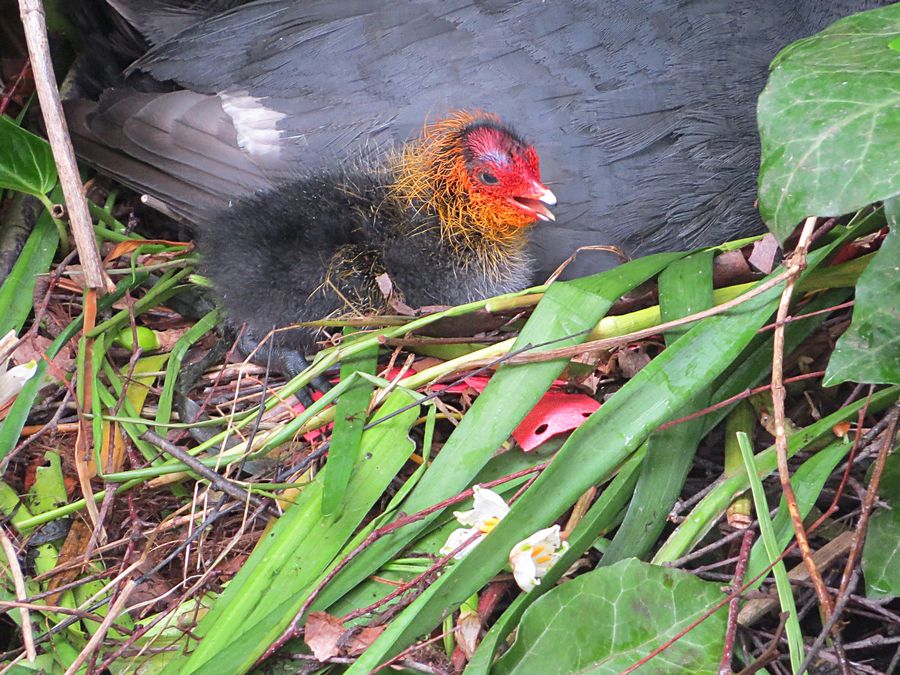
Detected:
[{"left": 65, "top": 89, "right": 273, "bottom": 221}]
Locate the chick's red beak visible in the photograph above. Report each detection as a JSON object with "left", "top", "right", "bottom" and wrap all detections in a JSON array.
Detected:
[{"left": 507, "top": 183, "right": 557, "bottom": 222}]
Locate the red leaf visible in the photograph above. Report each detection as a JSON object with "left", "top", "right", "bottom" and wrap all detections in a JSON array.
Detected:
[
  {"left": 512, "top": 390, "right": 599, "bottom": 451},
  {"left": 293, "top": 368, "right": 597, "bottom": 450}
]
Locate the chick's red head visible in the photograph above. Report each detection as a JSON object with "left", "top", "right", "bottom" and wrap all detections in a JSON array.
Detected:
[
  {"left": 459, "top": 120, "right": 556, "bottom": 226},
  {"left": 394, "top": 111, "right": 556, "bottom": 243}
]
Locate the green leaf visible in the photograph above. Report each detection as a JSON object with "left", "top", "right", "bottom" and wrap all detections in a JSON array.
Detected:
[
  {"left": 0, "top": 189, "right": 61, "bottom": 335},
  {"left": 0, "top": 114, "right": 57, "bottom": 196},
  {"left": 493, "top": 559, "right": 727, "bottom": 674},
  {"left": 737, "top": 433, "right": 804, "bottom": 670},
  {"left": 825, "top": 200, "right": 900, "bottom": 386},
  {"left": 742, "top": 439, "right": 852, "bottom": 591},
  {"left": 862, "top": 451, "right": 900, "bottom": 599},
  {"left": 757, "top": 4, "right": 900, "bottom": 240},
  {"left": 323, "top": 335, "right": 379, "bottom": 517},
  {"left": 168, "top": 390, "right": 420, "bottom": 674},
  {"left": 863, "top": 505, "right": 900, "bottom": 599},
  {"left": 601, "top": 252, "right": 713, "bottom": 565}
]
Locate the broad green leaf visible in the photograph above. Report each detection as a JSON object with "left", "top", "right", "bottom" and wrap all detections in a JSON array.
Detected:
[
  {"left": 0, "top": 190, "right": 61, "bottom": 335},
  {"left": 323, "top": 335, "right": 379, "bottom": 517},
  {"left": 825, "top": 200, "right": 900, "bottom": 386},
  {"left": 0, "top": 114, "right": 57, "bottom": 196},
  {"left": 863, "top": 505, "right": 900, "bottom": 599},
  {"left": 862, "top": 451, "right": 900, "bottom": 599},
  {"left": 169, "top": 390, "right": 420, "bottom": 674},
  {"left": 493, "top": 559, "right": 727, "bottom": 674},
  {"left": 758, "top": 4, "right": 900, "bottom": 240},
  {"left": 601, "top": 252, "right": 713, "bottom": 565},
  {"left": 875, "top": 449, "right": 900, "bottom": 504}
]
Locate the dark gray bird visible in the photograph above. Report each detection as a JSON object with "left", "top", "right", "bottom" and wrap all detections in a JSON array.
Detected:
[
  {"left": 62, "top": 0, "right": 887, "bottom": 377},
  {"left": 65, "top": 0, "right": 886, "bottom": 279}
]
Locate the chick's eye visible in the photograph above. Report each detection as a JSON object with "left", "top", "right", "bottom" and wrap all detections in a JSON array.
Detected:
[{"left": 479, "top": 171, "right": 499, "bottom": 186}]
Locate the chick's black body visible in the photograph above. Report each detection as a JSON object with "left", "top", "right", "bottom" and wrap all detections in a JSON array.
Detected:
[{"left": 198, "top": 167, "right": 532, "bottom": 362}]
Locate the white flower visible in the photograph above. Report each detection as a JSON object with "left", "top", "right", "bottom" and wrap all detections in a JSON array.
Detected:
[
  {"left": 0, "top": 360, "right": 37, "bottom": 408},
  {"left": 440, "top": 486, "right": 509, "bottom": 559},
  {"left": 508, "top": 525, "right": 569, "bottom": 592}
]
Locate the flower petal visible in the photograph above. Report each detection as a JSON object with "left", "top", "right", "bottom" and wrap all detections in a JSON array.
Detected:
[
  {"left": 440, "top": 527, "right": 482, "bottom": 560},
  {"left": 0, "top": 360, "right": 37, "bottom": 408},
  {"left": 509, "top": 525, "right": 568, "bottom": 592},
  {"left": 453, "top": 485, "right": 509, "bottom": 526}
]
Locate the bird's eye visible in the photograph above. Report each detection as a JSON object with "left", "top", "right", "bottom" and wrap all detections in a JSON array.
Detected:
[{"left": 479, "top": 171, "right": 499, "bottom": 185}]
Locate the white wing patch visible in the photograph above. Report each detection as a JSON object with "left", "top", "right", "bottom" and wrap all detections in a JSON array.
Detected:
[{"left": 220, "top": 91, "right": 286, "bottom": 160}]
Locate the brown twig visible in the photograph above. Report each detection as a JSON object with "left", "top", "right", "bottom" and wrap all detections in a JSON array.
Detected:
[
  {"left": 373, "top": 627, "right": 455, "bottom": 673},
  {"left": 0, "top": 58, "right": 31, "bottom": 115},
  {"left": 658, "top": 371, "right": 825, "bottom": 432},
  {"left": 140, "top": 431, "right": 276, "bottom": 516},
  {"left": 17, "top": 0, "right": 110, "bottom": 292},
  {"left": 0, "top": 528, "right": 36, "bottom": 662},
  {"left": 737, "top": 612, "right": 789, "bottom": 675},
  {"left": 719, "top": 528, "right": 755, "bottom": 674},
  {"left": 62, "top": 580, "right": 137, "bottom": 675},
  {"left": 499, "top": 270, "right": 791, "bottom": 364},
  {"left": 797, "top": 404, "right": 900, "bottom": 674},
  {"left": 769, "top": 217, "right": 836, "bottom": 621}
]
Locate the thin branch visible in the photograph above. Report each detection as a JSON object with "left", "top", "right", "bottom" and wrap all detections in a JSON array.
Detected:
[
  {"left": 0, "top": 528, "right": 36, "bottom": 662},
  {"left": 798, "top": 404, "right": 900, "bottom": 674},
  {"left": 140, "top": 431, "right": 276, "bottom": 516},
  {"left": 17, "top": 0, "right": 110, "bottom": 291},
  {"left": 719, "top": 528, "right": 755, "bottom": 674},
  {"left": 63, "top": 580, "right": 137, "bottom": 675},
  {"left": 770, "top": 216, "right": 835, "bottom": 621}
]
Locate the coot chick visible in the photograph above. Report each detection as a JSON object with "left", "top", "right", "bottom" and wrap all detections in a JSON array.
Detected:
[{"left": 196, "top": 112, "right": 554, "bottom": 376}]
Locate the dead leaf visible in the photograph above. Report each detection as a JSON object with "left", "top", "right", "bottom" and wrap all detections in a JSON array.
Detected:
[
  {"left": 456, "top": 608, "right": 481, "bottom": 659},
  {"left": 105, "top": 239, "right": 191, "bottom": 263},
  {"left": 617, "top": 346, "right": 651, "bottom": 379},
  {"left": 712, "top": 250, "right": 753, "bottom": 286},
  {"left": 304, "top": 612, "right": 386, "bottom": 661},
  {"left": 46, "top": 518, "right": 93, "bottom": 604},
  {"left": 375, "top": 273, "right": 416, "bottom": 315},
  {"left": 748, "top": 234, "right": 780, "bottom": 274},
  {"left": 10, "top": 334, "right": 74, "bottom": 378}
]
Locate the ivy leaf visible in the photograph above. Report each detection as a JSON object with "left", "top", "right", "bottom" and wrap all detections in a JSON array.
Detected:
[
  {"left": 757, "top": 4, "right": 900, "bottom": 240},
  {"left": 0, "top": 115, "right": 57, "bottom": 197},
  {"left": 825, "top": 199, "right": 900, "bottom": 386},
  {"left": 862, "top": 452, "right": 900, "bottom": 600},
  {"left": 493, "top": 559, "right": 727, "bottom": 674}
]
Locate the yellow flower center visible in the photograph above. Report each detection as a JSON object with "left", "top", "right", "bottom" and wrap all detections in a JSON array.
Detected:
[
  {"left": 477, "top": 517, "right": 501, "bottom": 534},
  {"left": 531, "top": 544, "right": 553, "bottom": 565}
]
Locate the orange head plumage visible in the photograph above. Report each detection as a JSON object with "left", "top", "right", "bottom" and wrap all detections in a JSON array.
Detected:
[{"left": 392, "top": 111, "right": 556, "bottom": 249}]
